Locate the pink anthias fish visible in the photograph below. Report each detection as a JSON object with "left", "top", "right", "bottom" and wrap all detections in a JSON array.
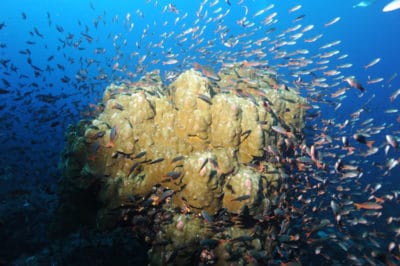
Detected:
[{"left": 344, "top": 77, "right": 365, "bottom": 92}]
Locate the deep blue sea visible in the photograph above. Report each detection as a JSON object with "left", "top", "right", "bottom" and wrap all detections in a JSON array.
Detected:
[{"left": 1, "top": 0, "right": 400, "bottom": 265}]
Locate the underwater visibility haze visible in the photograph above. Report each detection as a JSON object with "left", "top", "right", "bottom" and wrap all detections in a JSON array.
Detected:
[{"left": 1, "top": 0, "right": 400, "bottom": 265}]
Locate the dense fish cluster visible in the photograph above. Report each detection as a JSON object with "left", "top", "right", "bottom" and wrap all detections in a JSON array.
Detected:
[{"left": 0, "top": 0, "right": 399, "bottom": 265}]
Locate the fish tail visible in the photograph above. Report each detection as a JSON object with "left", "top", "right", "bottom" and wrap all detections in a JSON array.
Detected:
[
  {"left": 316, "top": 161, "right": 325, "bottom": 169},
  {"left": 286, "top": 131, "right": 295, "bottom": 139},
  {"left": 367, "top": 141, "right": 374, "bottom": 149},
  {"left": 346, "top": 146, "right": 356, "bottom": 155}
]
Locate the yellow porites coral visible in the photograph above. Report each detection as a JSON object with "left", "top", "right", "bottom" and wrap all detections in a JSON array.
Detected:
[{"left": 57, "top": 65, "right": 306, "bottom": 233}]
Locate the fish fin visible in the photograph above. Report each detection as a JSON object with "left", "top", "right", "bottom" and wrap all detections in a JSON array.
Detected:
[
  {"left": 296, "top": 162, "right": 305, "bottom": 171},
  {"left": 374, "top": 196, "right": 385, "bottom": 204}
]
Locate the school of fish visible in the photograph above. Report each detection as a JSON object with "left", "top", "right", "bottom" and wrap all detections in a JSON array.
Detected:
[{"left": 0, "top": 0, "right": 400, "bottom": 264}]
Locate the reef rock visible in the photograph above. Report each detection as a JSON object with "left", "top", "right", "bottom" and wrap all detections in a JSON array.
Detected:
[{"left": 55, "top": 65, "right": 307, "bottom": 264}]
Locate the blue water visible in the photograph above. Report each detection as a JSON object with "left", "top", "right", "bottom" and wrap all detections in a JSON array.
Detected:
[{"left": 1, "top": 0, "right": 400, "bottom": 264}]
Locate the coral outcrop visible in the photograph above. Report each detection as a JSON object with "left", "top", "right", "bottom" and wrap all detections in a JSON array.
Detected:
[{"left": 55, "top": 65, "right": 307, "bottom": 264}]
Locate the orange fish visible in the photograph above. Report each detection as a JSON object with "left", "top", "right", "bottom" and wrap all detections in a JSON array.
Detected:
[
  {"left": 193, "top": 63, "right": 220, "bottom": 81},
  {"left": 354, "top": 202, "right": 383, "bottom": 210},
  {"left": 345, "top": 77, "right": 365, "bottom": 93}
]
